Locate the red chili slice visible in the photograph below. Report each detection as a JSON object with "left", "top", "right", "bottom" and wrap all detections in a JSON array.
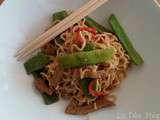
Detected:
[
  {"left": 74, "top": 27, "right": 97, "bottom": 46},
  {"left": 78, "top": 27, "right": 97, "bottom": 35},
  {"left": 74, "top": 31, "right": 84, "bottom": 46},
  {"left": 88, "top": 79, "right": 106, "bottom": 97}
]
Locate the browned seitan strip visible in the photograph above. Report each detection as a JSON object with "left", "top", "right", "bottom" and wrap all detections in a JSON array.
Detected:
[
  {"left": 34, "top": 78, "right": 54, "bottom": 95},
  {"left": 65, "top": 96, "right": 115, "bottom": 115},
  {"left": 47, "top": 61, "right": 63, "bottom": 87}
]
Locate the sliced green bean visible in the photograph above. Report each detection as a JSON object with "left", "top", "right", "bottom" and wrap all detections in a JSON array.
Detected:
[
  {"left": 52, "top": 10, "right": 69, "bottom": 23},
  {"left": 79, "top": 78, "right": 95, "bottom": 98},
  {"left": 109, "top": 14, "right": 143, "bottom": 65},
  {"left": 79, "top": 78, "right": 92, "bottom": 96},
  {"left": 24, "top": 53, "right": 50, "bottom": 74},
  {"left": 42, "top": 93, "right": 59, "bottom": 105},
  {"left": 32, "top": 69, "right": 43, "bottom": 78},
  {"left": 57, "top": 48, "right": 115, "bottom": 69}
]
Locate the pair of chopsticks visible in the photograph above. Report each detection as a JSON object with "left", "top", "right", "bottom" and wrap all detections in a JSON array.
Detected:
[{"left": 15, "top": 0, "right": 109, "bottom": 60}]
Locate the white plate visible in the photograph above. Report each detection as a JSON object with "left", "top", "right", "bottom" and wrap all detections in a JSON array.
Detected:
[{"left": 0, "top": 0, "right": 160, "bottom": 120}]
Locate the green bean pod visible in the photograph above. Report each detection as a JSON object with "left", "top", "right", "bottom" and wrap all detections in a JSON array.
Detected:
[
  {"left": 85, "top": 16, "right": 111, "bottom": 33},
  {"left": 52, "top": 10, "right": 69, "bottom": 23},
  {"left": 109, "top": 14, "right": 144, "bottom": 65},
  {"left": 57, "top": 48, "right": 115, "bottom": 69},
  {"left": 42, "top": 93, "right": 59, "bottom": 105},
  {"left": 79, "top": 78, "right": 92, "bottom": 96},
  {"left": 24, "top": 53, "right": 50, "bottom": 74}
]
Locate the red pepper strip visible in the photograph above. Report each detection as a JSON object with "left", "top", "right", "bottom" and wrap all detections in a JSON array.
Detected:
[
  {"left": 88, "top": 79, "right": 106, "bottom": 97},
  {"left": 74, "top": 27, "right": 97, "bottom": 46},
  {"left": 79, "top": 27, "right": 97, "bottom": 40},
  {"left": 74, "top": 30, "right": 84, "bottom": 46},
  {"left": 78, "top": 27, "right": 97, "bottom": 35}
]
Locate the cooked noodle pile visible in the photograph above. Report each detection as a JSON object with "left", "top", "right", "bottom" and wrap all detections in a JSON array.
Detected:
[{"left": 40, "top": 19, "right": 130, "bottom": 106}]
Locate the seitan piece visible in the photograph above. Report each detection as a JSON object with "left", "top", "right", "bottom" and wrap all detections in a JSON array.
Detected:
[{"left": 65, "top": 96, "right": 115, "bottom": 115}]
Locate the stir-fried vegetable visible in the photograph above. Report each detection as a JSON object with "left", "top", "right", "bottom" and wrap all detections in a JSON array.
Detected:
[
  {"left": 79, "top": 27, "right": 97, "bottom": 35},
  {"left": 52, "top": 10, "right": 69, "bottom": 23},
  {"left": 85, "top": 16, "right": 111, "bottom": 33},
  {"left": 88, "top": 79, "right": 106, "bottom": 97},
  {"left": 42, "top": 93, "right": 59, "bottom": 105},
  {"left": 32, "top": 69, "right": 43, "bottom": 78},
  {"left": 83, "top": 42, "right": 95, "bottom": 51},
  {"left": 24, "top": 53, "right": 50, "bottom": 74},
  {"left": 74, "top": 27, "right": 96, "bottom": 47},
  {"left": 57, "top": 48, "right": 115, "bottom": 69},
  {"left": 79, "top": 78, "right": 92, "bottom": 96},
  {"left": 79, "top": 78, "right": 96, "bottom": 98},
  {"left": 109, "top": 14, "right": 144, "bottom": 65}
]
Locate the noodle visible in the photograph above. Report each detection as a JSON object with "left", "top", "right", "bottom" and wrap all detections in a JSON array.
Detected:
[{"left": 40, "top": 20, "right": 130, "bottom": 106}]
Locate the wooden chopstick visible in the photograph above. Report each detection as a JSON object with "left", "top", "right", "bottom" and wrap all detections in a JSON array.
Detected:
[
  {"left": 15, "top": 0, "right": 99, "bottom": 57},
  {"left": 16, "top": 0, "right": 109, "bottom": 60},
  {"left": 154, "top": 0, "right": 160, "bottom": 7}
]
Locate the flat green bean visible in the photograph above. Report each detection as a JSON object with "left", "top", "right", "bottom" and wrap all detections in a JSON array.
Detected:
[
  {"left": 109, "top": 14, "right": 144, "bottom": 65},
  {"left": 85, "top": 16, "right": 111, "bottom": 33},
  {"left": 24, "top": 53, "right": 50, "bottom": 74},
  {"left": 57, "top": 48, "right": 115, "bottom": 69},
  {"left": 52, "top": 10, "right": 68, "bottom": 23},
  {"left": 42, "top": 93, "right": 59, "bottom": 105}
]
